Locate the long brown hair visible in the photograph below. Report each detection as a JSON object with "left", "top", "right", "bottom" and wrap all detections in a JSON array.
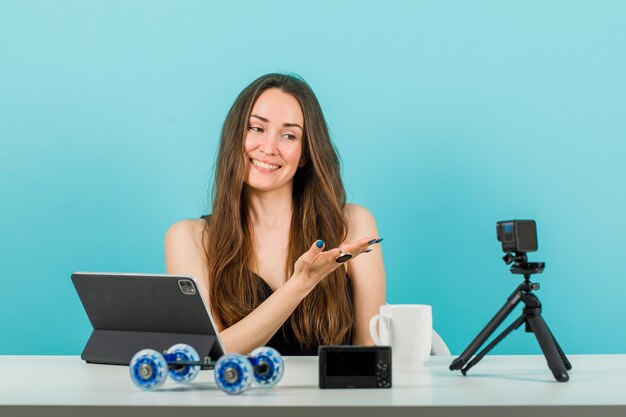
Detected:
[{"left": 203, "top": 73, "right": 353, "bottom": 348}]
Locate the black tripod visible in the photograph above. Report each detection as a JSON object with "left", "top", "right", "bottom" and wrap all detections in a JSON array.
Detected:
[{"left": 449, "top": 253, "right": 572, "bottom": 382}]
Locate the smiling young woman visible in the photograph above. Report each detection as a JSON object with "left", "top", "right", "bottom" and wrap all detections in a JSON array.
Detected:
[{"left": 164, "top": 73, "right": 386, "bottom": 355}]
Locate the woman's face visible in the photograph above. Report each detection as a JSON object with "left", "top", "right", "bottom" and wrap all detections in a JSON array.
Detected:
[{"left": 243, "top": 88, "right": 305, "bottom": 194}]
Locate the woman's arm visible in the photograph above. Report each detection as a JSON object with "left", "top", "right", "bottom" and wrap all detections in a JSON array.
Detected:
[
  {"left": 344, "top": 204, "right": 387, "bottom": 345},
  {"left": 164, "top": 218, "right": 377, "bottom": 354},
  {"left": 164, "top": 220, "right": 211, "bottom": 303}
]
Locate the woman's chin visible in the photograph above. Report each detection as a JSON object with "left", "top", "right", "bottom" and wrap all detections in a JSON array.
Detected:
[{"left": 244, "top": 179, "right": 293, "bottom": 194}]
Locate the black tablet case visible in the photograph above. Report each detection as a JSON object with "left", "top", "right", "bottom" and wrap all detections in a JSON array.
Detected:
[{"left": 72, "top": 272, "right": 225, "bottom": 365}]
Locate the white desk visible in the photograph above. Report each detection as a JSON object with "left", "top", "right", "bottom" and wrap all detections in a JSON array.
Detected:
[{"left": 1, "top": 354, "right": 625, "bottom": 417}]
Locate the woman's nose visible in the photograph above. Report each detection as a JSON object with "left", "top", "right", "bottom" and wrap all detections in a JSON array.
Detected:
[{"left": 259, "top": 133, "right": 279, "bottom": 155}]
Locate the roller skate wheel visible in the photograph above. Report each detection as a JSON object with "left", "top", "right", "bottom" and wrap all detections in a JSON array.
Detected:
[
  {"left": 250, "top": 346, "right": 284, "bottom": 387},
  {"left": 129, "top": 349, "right": 168, "bottom": 391},
  {"left": 214, "top": 354, "right": 254, "bottom": 395},
  {"left": 166, "top": 343, "right": 201, "bottom": 383}
]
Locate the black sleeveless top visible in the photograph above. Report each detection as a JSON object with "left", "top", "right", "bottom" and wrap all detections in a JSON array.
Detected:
[
  {"left": 200, "top": 215, "right": 353, "bottom": 355},
  {"left": 257, "top": 275, "right": 353, "bottom": 356}
]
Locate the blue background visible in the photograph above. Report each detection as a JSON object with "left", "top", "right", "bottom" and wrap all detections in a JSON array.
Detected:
[{"left": 1, "top": 0, "right": 625, "bottom": 355}]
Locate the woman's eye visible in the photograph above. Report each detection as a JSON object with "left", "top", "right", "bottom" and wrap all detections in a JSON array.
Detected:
[
  {"left": 249, "top": 126, "right": 263, "bottom": 133},
  {"left": 283, "top": 133, "right": 297, "bottom": 140}
]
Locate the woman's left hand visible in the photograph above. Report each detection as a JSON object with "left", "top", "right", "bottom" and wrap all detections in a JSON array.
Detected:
[{"left": 291, "top": 236, "right": 382, "bottom": 290}]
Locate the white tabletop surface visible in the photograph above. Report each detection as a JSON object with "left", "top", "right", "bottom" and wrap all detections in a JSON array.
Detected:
[{"left": 1, "top": 354, "right": 625, "bottom": 416}]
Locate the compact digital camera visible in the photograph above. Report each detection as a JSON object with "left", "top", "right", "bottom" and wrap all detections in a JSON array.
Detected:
[{"left": 318, "top": 345, "right": 391, "bottom": 389}]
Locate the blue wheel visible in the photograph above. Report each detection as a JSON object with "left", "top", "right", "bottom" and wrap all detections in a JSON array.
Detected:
[
  {"left": 129, "top": 349, "right": 168, "bottom": 390},
  {"left": 250, "top": 346, "right": 284, "bottom": 387},
  {"left": 166, "top": 344, "right": 201, "bottom": 383},
  {"left": 214, "top": 354, "right": 254, "bottom": 395}
]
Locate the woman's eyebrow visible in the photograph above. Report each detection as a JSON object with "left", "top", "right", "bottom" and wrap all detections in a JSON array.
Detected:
[
  {"left": 250, "top": 114, "right": 303, "bottom": 130},
  {"left": 283, "top": 122, "right": 303, "bottom": 130}
]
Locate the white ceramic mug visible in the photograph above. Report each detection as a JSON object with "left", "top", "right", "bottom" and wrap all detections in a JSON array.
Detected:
[{"left": 369, "top": 304, "right": 432, "bottom": 368}]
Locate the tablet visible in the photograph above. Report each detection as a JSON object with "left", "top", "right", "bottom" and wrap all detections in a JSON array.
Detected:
[{"left": 72, "top": 272, "right": 225, "bottom": 365}]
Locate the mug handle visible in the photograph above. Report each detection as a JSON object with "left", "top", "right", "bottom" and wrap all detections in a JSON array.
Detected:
[{"left": 369, "top": 314, "right": 382, "bottom": 345}]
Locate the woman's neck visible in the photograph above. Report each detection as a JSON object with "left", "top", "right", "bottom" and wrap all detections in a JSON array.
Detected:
[{"left": 246, "top": 186, "right": 293, "bottom": 229}]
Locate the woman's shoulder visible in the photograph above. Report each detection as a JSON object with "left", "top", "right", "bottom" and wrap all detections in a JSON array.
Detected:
[
  {"left": 344, "top": 203, "right": 374, "bottom": 218},
  {"left": 164, "top": 218, "right": 210, "bottom": 301},
  {"left": 344, "top": 203, "right": 376, "bottom": 225},
  {"left": 343, "top": 203, "right": 378, "bottom": 240},
  {"left": 165, "top": 218, "right": 206, "bottom": 251}
]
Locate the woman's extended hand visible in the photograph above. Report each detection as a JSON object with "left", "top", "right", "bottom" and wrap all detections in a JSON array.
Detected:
[{"left": 291, "top": 236, "right": 382, "bottom": 290}]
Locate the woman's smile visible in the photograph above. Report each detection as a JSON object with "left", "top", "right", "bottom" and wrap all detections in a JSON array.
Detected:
[{"left": 250, "top": 158, "right": 281, "bottom": 172}]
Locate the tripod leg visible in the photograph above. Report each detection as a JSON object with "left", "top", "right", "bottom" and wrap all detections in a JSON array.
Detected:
[
  {"left": 548, "top": 328, "right": 572, "bottom": 371},
  {"left": 461, "top": 314, "right": 526, "bottom": 375},
  {"left": 526, "top": 313, "right": 569, "bottom": 382},
  {"left": 450, "top": 284, "right": 524, "bottom": 371}
]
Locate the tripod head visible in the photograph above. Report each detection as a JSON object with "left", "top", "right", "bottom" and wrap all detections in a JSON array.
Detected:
[
  {"left": 503, "top": 251, "right": 544, "bottom": 275},
  {"left": 503, "top": 251, "right": 544, "bottom": 291}
]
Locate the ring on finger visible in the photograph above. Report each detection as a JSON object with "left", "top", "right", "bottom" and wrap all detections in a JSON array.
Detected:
[{"left": 335, "top": 248, "right": 353, "bottom": 263}]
